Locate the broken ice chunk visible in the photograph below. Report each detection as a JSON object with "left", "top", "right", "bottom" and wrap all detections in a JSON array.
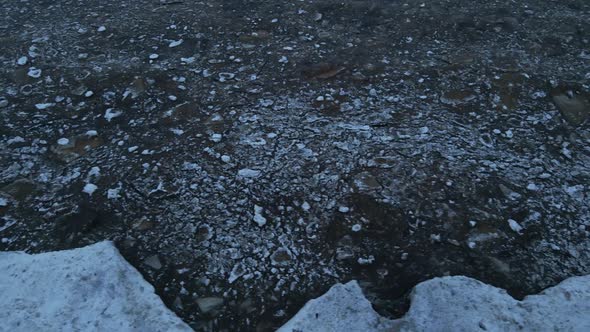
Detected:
[
  {"left": 17, "top": 56, "right": 28, "bottom": 66},
  {"left": 35, "top": 103, "right": 55, "bottom": 110},
  {"left": 57, "top": 138, "right": 70, "bottom": 145},
  {"left": 27, "top": 67, "right": 42, "bottom": 78},
  {"left": 104, "top": 108, "right": 122, "bottom": 122},
  {"left": 507, "top": 219, "right": 523, "bottom": 234},
  {"left": 238, "top": 168, "right": 261, "bottom": 178},
  {"left": 83, "top": 183, "right": 98, "bottom": 196},
  {"left": 253, "top": 205, "right": 267, "bottom": 227},
  {"left": 169, "top": 39, "right": 183, "bottom": 48}
]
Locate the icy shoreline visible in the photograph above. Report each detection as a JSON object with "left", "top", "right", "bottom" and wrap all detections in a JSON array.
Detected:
[{"left": 2, "top": 242, "right": 589, "bottom": 331}]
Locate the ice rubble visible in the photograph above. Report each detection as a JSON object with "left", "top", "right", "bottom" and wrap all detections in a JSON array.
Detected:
[
  {"left": 279, "top": 276, "right": 590, "bottom": 332},
  {"left": 0, "top": 242, "right": 191, "bottom": 332}
]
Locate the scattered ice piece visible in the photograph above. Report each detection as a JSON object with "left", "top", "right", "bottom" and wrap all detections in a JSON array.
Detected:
[
  {"left": 17, "top": 56, "right": 28, "bottom": 66},
  {"left": 419, "top": 126, "right": 429, "bottom": 134},
  {"left": 85, "top": 130, "right": 98, "bottom": 137},
  {"left": 357, "top": 256, "right": 374, "bottom": 265},
  {"left": 128, "top": 146, "right": 139, "bottom": 153},
  {"left": 253, "top": 205, "right": 267, "bottom": 227},
  {"left": 221, "top": 155, "right": 231, "bottom": 163},
  {"left": 107, "top": 188, "right": 121, "bottom": 199},
  {"left": 35, "top": 103, "right": 54, "bottom": 110},
  {"left": 180, "top": 57, "right": 195, "bottom": 64},
  {"left": 210, "top": 133, "right": 222, "bottom": 142},
  {"left": 469, "top": 220, "right": 477, "bottom": 227},
  {"left": 0, "top": 197, "right": 7, "bottom": 207},
  {"left": 170, "top": 128, "right": 184, "bottom": 135},
  {"left": 507, "top": 219, "right": 523, "bottom": 234},
  {"left": 351, "top": 224, "right": 362, "bottom": 232},
  {"left": 57, "top": 138, "right": 70, "bottom": 145},
  {"left": 338, "top": 206, "right": 350, "bottom": 213},
  {"left": 27, "top": 67, "right": 42, "bottom": 78},
  {"left": 104, "top": 108, "right": 122, "bottom": 122},
  {"left": 468, "top": 241, "right": 476, "bottom": 249},
  {"left": 505, "top": 130, "right": 513, "bottom": 138},
  {"left": 316, "top": 96, "right": 325, "bottom": 102},
  {"left": 97, "top": 26, "right": 106, "bottom": 32},
  {"left": 149, "top": 54, "right": 159, "bottom": 60},
  {"left": 7, "top": 136, "right": 25, "bottom": 145},
  {"left": 301, "top": 202, "right": 311, "bottom": 211},
  {"left": 84, "top": 91, "right": 94, "bottom": 98},
  {"left": 278, "top": 56, "right": 288, "bottom": 63},
  {"left": 527, "top": 183, "right": 539, "bottom": 191},
  {"left": 168, "top": 95, "right": 177, "bottom": 101},
  {"left": 228, "top": 263, "right": 246, "bottom": 283},
  {"left": 238, "top": 168, "right": 260, "bottom": 178},
  {"left": 83, "top": 183, "right": 98, "bottom": 196},
  {"left": 88, "top": 167, "right": 101, "bottom": 178},
  {"left": 169, "top": 39, "right": 183, "bottom": 48}
]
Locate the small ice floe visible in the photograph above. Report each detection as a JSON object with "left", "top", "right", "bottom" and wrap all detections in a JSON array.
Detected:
[
  {"left": 17, "top": 56, "right": 28, "bottom": 66},
  {"left": 301, "top": 201, "right": 311, "bottom": 211},
  {"left": 238, "top": 168, "right": 260, "bottom": 178},
  {"left": 278, "top": 56, "right": 288, "bottom": 63},
  {"left": 507, "top": 219, "right": 523, "bottom": 234},
  {"left": 170, "top": 128, "right": 184, "bottom": 135},
  {"left": 210, "top": 133, "right": 222, "bottom": 142},
  {"left": 128, "top": 146, "right": 139, "bottom": 153},
  {"left": 338, "top": 206, "right": 350, "bottom": 213},
  {"left": 35, "top": 103, "right": 54, "bottom": 110},
  {"left": 253, "top": 205, "right": 267, "bottom": 227},
  {"left": 83, "top": 183, "right": 98, "bottom": 196},
  {"left": 84, "top": 91, "right": 94, "bottom": 98},
  {"left": 97, "top": 26, "right": 106, "bottom": 32},
  {"left": 169, "top": 39, "right": 183, "bottom": 48},
  {"left": 149, "top": 53, "right": 159, "bottom": 60},
  {"left": 107, "top": 187, "right": 121, "bottom": 199},
  {"left": 85, "top": 130, "right": 98, "bottom": 137},
  {"left": 27, "top": 67, "right": 42, "bottom": 78},
  {"left": 57, "top": 138, "right": 70, "bottom": 145},
  {"left": 104, "top": 108, "right": 122, "bottom": 122},
  {"left": 220, "top": 155, "right": 231, "bottom": 163}
]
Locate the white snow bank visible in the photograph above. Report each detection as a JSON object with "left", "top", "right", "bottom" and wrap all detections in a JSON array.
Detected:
[
  {"left": 279, "top": 275, "right": 590, "bottom": 332},
  {"left": 0, "top": 241, "right": 191, "bottom": 332}
]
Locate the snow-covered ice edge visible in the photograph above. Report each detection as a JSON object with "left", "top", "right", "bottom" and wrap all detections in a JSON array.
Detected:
[
  {"left": 280, "top": 275, "right": 590, "bottom": 332},
  {"left": 2, "top": 242, "right": 589, "bottom": 332},
  {"left": 0, "top": 241, "right": 191, "bottom": 332}
]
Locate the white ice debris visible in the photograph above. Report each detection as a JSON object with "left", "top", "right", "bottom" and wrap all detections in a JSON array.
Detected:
[
  {"left": 17, "top": 56, "right": 28, "bottom": 66},
  {"left": 280, "top": 275, "right": 590, "bottom": 332},
  {"left": 238, "top": 168, "right": 261, "bottom": 178},
  {"left": 104, "top": 108, "right": 122, "bottom": 122},
  {"left": 253, "top": 205, "right": 267, "bottom": 227},
  {"left": 27, "top": 67, "right": 42, "bottom": 78},
  {"left": 210, "top": 133, "right": 222, "bottom": 142},
  {"left": 279, "top": 56, "right": 289, "bottom": 63},
  {"left": 107, "top": 187, "right": 121, "bottom": 199},
  {"left": 508, "top": 219, "right": 523, "bottom": 234},
  {"left": 97, "top": 26, "right": 106, "bottom": 32},
  {"left": 57, "top": 137, "right": 70, "bottom": 145},
  {"left": 301, "top": 201, "right": 311, "bottom": 211},
  {"left": 0, "top": 197, "right": 7, "bottom": 207},
  {"left": 86, "top": 130, "right": 98, "bottom": 137},
  {"left": 169, "top": 39, "right": 183, "bottom": 48},
  {"left": 0, "top": 242, "right": 191, "bottom": 331},
  {"left": 338, "top": 206, "right": 350, "bottom": 213},
  {"left": 221, "top": 155, "right": 231, "bottom": 163},
  {"left": 82, "top": 183, "right": 98, "bottom": 196},
  {"left": 149, "top": 53, "right": 159, "bottom": 60},
  {"left": 35, "top": 103, "right": 55, "bottom": 110},
  {"left": 351, "top": 224, "right": 362, "bottom": 232}
]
